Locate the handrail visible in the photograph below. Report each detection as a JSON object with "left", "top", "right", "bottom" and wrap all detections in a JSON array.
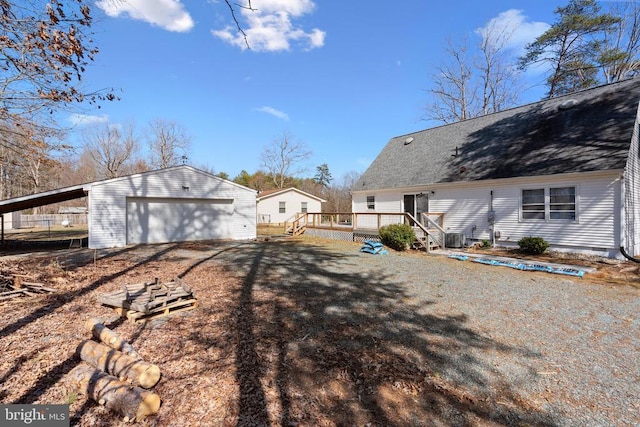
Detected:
[
  {"left": 420, "top": 213, "right": 446, "bottom": 251},
  {"left": 421, "top": 212, "right": 446, "bottom": 234},
  {"left": 287, "top": 212, "right": 309, "bottom": 235},
  {"left": 404, "top": 213, "right": 442, "bottom": 252}
]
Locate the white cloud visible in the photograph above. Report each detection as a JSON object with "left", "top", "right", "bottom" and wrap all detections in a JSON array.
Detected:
[
  {"left": 476, "top": 9, "right": 549, "bottom": 54},
  {"left": 212, "top": 0, "right": 325, "bottom": 52},
  {"left": 257, "top": 106, "right": 290, "bottom": 121},
  {"left": 96, "top": 0, "right": 194, "bottom": 32},
  {"left": 68, "top": 114, "right": 109, "bottom": 127}
]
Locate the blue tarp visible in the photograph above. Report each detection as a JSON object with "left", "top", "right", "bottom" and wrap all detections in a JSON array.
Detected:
[
  {"left": 360, "top": 240, "right": 388, "bottom": 255},
  {"left": 448, "top": 254, "right": 585, "bottom": 278}
]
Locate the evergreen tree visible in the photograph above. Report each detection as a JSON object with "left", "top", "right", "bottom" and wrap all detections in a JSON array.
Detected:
[
  {"left": 519, "top": 0, "right": 620, "bottom": 97},
  {"left": 314, "top": 163, "right": 333, "bottom": 188}
]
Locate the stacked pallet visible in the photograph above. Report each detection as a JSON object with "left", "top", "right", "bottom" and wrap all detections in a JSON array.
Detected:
[{"left": 99, "top": 278, "right": 197, "bottom": 322}]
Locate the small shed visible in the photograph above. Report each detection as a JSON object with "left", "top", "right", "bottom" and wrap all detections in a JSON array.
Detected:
[{"left": 256, "top": 188, "right": 325, "bottom": 224}]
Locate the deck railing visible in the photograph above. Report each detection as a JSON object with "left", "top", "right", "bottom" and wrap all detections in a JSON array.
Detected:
[{"left": 287, "top": 212, "right": 446, "bottom": 251}]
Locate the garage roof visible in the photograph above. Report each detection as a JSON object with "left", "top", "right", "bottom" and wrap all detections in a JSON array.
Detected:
[{"left": 0, "top": 183, "right": 88, "bottom": 215}]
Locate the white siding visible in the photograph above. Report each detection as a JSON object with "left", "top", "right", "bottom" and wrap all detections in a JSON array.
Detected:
[
  {"left": 88, "top": 167, "right": 256, "bottom": 249},
  {"left": 624, "top": 104, "right": 640, "bottom": 256},
  {"left": 352, "top": 191, "right": 403, "bottom": 229},
  {"left": 353, "top": 172, "right": 622, "bottom": 255},
  {"left": 257, "top": 190, "right": 322, "bottom": 224}
]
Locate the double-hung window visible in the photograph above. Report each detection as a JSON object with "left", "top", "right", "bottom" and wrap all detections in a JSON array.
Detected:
[
  {"left": 301, "top": 202, "right": 308, "bottom": 213},
  {"left": 279, "top": 201, "right": 286, "bottom": 214},
  {"left": 521, "top": 186, "right": 576, "bottom": 221},
  {"left": 366, "top": 196, "right": 375, "bottom": 210}
]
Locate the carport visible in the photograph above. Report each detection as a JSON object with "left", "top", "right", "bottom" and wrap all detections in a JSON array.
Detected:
[{"left": 0, "top": 184, "right": 88, "bottom": 243}]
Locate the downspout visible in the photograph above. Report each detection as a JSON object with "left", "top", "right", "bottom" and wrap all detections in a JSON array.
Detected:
[
  {"left": 490, "top": 190, "right": 495, "bottom": 247},
  {"left": 620, "top": 172, "right": 640, "bottom": 263}
]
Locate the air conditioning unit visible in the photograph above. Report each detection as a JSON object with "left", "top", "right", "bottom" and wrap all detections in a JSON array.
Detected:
[{"left": 445, "top": 232, "right": 465, "bottom": 248}]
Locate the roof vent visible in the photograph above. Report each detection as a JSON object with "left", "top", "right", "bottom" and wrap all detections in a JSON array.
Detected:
[
  {"left": 404, "top": 137, "right": 414, "bottom": 145},
  {"left": 558, "top": 99, "right": 578, "bottom": 110}
]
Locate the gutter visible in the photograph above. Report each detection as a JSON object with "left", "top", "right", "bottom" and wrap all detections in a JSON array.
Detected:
[{"left": 619, "top": 171, "right": 640, "bottom": 262}]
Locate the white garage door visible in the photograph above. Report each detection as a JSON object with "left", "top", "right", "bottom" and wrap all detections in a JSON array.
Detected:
[{"left": 126, "top": 197, "right": 234, "bottom": 244}]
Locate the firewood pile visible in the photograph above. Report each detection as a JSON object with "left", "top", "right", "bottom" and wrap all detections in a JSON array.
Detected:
[
  {"left": 68, "top": 318, "right": 162, "bottom": 423},
  {"left": 0, "top": 270, "right": 55, "bottom": 303},
  {"left": 98, "top": 278, "right": 197, "bottom": 323}
]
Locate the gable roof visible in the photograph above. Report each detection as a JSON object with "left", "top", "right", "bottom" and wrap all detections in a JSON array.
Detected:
[
  {"left": 0, "top": 165, "right": 255, "bottom": 215},
  {"left": 257, "top": 187, "right": 326, "bottom": 203},
  {"left": 355, "top": 78, "right": 640, "bottom": 192}
]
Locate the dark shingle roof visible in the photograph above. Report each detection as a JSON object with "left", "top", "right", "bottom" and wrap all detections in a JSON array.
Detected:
[{"left": 355, "top": 78, "right": 640, "bottom": 191}]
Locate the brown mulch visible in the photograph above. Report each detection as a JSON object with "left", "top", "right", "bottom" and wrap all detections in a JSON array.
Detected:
[{"left": 0, "top": 239, "right": 637, "bottom": 426}]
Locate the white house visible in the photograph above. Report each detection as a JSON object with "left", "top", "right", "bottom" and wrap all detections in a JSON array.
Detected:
[
  {"left": 0, "top": 166, "right": 257, "bottom": 249},
  {"left": 256, "top": 188, "right": 325, "bottom": 224},
  {"left": 352, "top": 78, "right": 640, "bottom": 259}
]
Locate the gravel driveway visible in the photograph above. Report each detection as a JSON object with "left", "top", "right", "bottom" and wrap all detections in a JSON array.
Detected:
[
  {"left": 3, "top": 236, "right": 638, "bottom": 426},
  {"left": 205, "top": 237, "right": 640, "bottom": 426}
]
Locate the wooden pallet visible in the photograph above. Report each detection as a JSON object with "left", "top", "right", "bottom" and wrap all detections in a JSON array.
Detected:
[
  {"left": 99, "top": 278, "right": 197, "bottom": 322},
  {"left": 115, "top": 298, "right": 198, "bottom": 323}
]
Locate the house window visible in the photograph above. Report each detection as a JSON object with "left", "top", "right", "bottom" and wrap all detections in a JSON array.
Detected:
[
  {"left": 522, "top": 189, "right": 545, "bottom": 220},
  {"left": 521, "top": 186, "right": 576, "bottom": 220},
  {"left": 550, "top": 187, "right": 576, "bottom": 219},
  {"left": 366, "top": 196, "right": 375, "bottom": 210},
  {"left": 301, "top": 202, "right": 308, "bottom": 213},
  {"left": 279, "top": 201, "right": 286, "bottom": 214}
]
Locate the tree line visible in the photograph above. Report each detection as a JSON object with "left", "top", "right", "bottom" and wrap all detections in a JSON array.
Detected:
[
  {"left": 2, "top": 0, "right": 637, "bottom": 213},
  {"left": 0, "top": 1, "right": 358, "bottom": 214}
]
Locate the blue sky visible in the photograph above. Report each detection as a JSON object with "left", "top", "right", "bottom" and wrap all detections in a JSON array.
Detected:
[{"left": 67, "top": 0, "right": 562, "bottom": 182}]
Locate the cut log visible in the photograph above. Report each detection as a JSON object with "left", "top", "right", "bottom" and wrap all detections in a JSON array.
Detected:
[
  {"left": 67, "top": 363, "right": 160, "bottom": 421},
  {"left": 85, "top": 318, "right": 142, "bottom": 360},
  {"left": 76, "top": 339, "right": 160, "bottom": 388}
]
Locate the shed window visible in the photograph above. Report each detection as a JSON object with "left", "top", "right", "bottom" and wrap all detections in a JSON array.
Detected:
[
  {"left": 301, "top": 202, "right": 308, "bottom": 213},
  {"left": 521, "top": 186, "right": 576, "bottom": 221},
  {"left": 279, "top": 201, "right": 286, "bottom": 214},
  {"left": 366, "top": 196, "right": 375, "bottom": 210}
]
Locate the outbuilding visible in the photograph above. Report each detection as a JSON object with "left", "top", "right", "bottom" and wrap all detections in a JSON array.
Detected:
[{"left": 0, "top": 166, "right": 257, "bottom": 249}]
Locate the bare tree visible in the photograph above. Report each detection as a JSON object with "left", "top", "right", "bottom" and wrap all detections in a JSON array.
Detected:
[
  {"left": 425, "top": 24, "right": 521, "bottom": 124},
  {"left": 476, "top": 18, "right": 521, "bottom": 116},
  {"left": 146, "top": 118, "right": 191, "bottom": 169},
  {"left": 260, "top": 132, "right": 311, "bottom": 189},
  {"left": 426, "top": 38, "right": 476, "bottom": 124},
  {"left": 82, "top": 123, "right": 138, "bottom": 179},
  {"left": 599, "top": 0, "right": 640, "bottom": 83},
  {"left": 0, "top": 1, "right": 116, "bottom": 149},
  {"left": 324, "top": 171, "right": 361, "bottom": 213}
]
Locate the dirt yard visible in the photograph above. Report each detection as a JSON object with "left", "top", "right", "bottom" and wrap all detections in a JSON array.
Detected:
[{"left": 0, "top": 237, "right": 638, "bottom": 426}]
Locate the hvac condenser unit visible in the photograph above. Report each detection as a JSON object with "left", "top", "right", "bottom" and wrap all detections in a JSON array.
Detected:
[{"left": 445, "top": 233, "right": 465, "bottom": 248}]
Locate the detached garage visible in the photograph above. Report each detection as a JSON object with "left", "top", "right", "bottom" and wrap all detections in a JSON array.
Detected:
[{"left": 88, "top": 166, "right": 257, "bottom": 249}]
